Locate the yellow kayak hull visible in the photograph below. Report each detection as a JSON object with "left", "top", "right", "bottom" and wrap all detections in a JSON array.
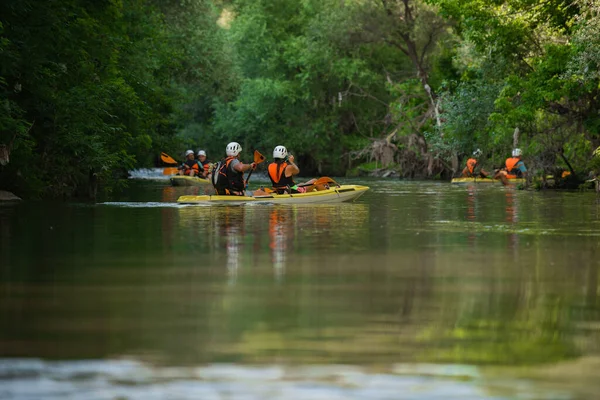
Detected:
[
  {"left": 177, "top": 185, "right": 370, "bottom": 204},
  {"left": 451, "top": 177, "right": 526, "bottom": 184},
  {"left": 170, "top": 175, "right": 212, "bottom": 187}
]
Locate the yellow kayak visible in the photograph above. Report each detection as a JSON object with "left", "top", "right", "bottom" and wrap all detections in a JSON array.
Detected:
[
  {"left": 451, "top": 177, "right": 526, "bottom": 184},
  {"left": 177, "top": 184, "right": 369, "bottom": 204},
  {"left": 170, "top": 175, "right": 212, "bottom": 187}
]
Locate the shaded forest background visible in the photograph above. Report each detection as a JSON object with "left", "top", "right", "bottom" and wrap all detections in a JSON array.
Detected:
[{"left": 1, "top": 0, "right": 599, "bottom": 197}]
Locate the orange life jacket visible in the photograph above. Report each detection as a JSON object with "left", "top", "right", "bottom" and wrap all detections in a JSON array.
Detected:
[
  {"left": 181, "top": 159, "right": 200, "bottom": 175},
  {"left": 505, "top": 157, "right": 522, "bottom": 179},
  {"left": 268, "top": 162, "right": 295, "bottom": 188},
  {"left": 466, "top": 158, "right": 477, "bottom": 174},
  {"left": 198, "top": 159, "right": 210, "bottom": 176}
]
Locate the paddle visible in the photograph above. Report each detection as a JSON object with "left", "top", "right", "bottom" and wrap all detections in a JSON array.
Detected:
[
  {"left": 160, "top": 152, "right": 178, "bottom": 165},
  {"left": 310, "top": 176, "right": 339, "bottom": 191},
  {"left": 257, "top": 176, "right": 338, "bottom": 195},
  {"left": 245, "top": 150, "right": 266, "bottom": 188},
  {"left": 298, "top": 176, "right": 339, "bottom": 192},
  {"left": 314, "top": 176, "right": 339, "bottom": 187}
]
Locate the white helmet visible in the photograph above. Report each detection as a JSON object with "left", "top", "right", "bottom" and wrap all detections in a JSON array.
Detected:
[
  {"left": 472, "top": 149, "right": 482, "bottom": 157},
  {"left": 185, "top": 150, "right": 194, "bottom": 157},
  {"left": 273, "top": 145, "right": 288, "bottom": 159},
  {"left": 226, "top": 142, "right": 242, "bottom": 157},
  {"left": 197, "top": 150, "right": 206, "bottom": 157},
  {"left": 512, "top": 148, "right": 522, "bottom": 157}
]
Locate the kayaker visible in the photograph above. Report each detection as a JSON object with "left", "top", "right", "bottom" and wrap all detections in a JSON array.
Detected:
[
  {"left": 213, "top": 142, "right": 256, "bottom": 195},
  {"left": 267, "top": 145, "right": 316, "bottom": 193},
  {"left": 177, "top": 150, "right": 200, "bottom": 177},
  {"left": 461, "top": 149, "right": 489, "bottom": 178},
  {"left": 494, "top": 148, "right": 527, "bottom": 183},
  {"left": 196, "top": 150, "right": 210, "bottom": 178}
]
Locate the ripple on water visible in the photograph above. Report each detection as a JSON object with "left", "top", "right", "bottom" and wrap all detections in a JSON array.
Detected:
[{"left": 0, "top": 359, "right": 573, "bottom": 400}]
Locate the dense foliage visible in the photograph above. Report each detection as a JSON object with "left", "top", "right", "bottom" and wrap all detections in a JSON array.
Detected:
[
  {"left": 1, "top": 0, "right": 599, "bottom": 197},
  {"left": 0, "top": 0, "right": 231, "bottom": 197}
]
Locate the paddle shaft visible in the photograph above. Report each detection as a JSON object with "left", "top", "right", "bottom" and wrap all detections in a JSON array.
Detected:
[
  {"left": 244, "top": 150, "right": 266, "bottom": 188},
  {"left": 245, "top": 169, "right": 255, "bottom": 187}
]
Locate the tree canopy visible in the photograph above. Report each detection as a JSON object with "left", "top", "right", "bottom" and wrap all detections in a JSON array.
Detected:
[{"left": 1, "top": 0, "right": 599, "bottom": 197}]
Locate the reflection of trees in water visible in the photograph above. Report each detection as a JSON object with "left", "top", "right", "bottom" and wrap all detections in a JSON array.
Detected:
[
  {"left": 411, "top": 249, "right": 599, "bottom": 365},
  {"left": 0, "top": 209, "right": 12, "bottom": 273},
  {"left": 169, "top": 194, "right": 600, "bottom": 366},
  {"left": 5, "top": 196, "right": 599, "bottom": 367}
]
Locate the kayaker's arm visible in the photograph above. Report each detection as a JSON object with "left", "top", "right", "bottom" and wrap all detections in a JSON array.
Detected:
[
  {"left": 233, "top": 161, "right": 257, "bottom": 173},
  {"left": 285, "top": 155, "right": 300, "bottom": 177}
]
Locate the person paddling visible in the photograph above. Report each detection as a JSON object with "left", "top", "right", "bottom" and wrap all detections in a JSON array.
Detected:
[
  {"left": 196, "top": 150, "right": 210, "bottom": 178},
  {"left": 213, "top": 142, "right": 256, "bottom": 195},
  {"left": 461, "top": 149, "right": 489, "bottom": 178},
  {"left": 177, "top": 150, "right": 200, "bottom": 177},
  {"left": 494, "top": 148, "right": 527, "bottom": 184},
  {"left": 267, "top": 145, "right": 316, "bottom": 193}
]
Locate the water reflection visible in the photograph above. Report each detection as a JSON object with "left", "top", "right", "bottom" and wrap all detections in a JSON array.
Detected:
[
  {"left": 504, "top": 189, "right": 520, "bottom": 251},
  {"left": 2, "top": 181, "right": 600, "bottom": 399},
  {"left": 161, "top": 185, "right": 178, "bottom": 202},
  {"left": 174, "top": 203, "right": 370, "bottom": 285},
  {"left": 466, "top": 185, "right": 477, "bottom": 246},
  {"left": 221, "top": 208, "right": 244, "bottom": 285},
  {"left": 0, "top": 208, "right": 12, "bottom": 274},
  {"left": 269, "top": 207, "right": 291, "bottom": 283}
]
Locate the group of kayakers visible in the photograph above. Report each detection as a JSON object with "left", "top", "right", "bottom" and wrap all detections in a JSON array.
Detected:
[
  {"left": 179, "top": 144, "right": 529, "bottom": 193},
  {"left": 176, "top": 149, "right": 211, "bottom": 178},
  {"left": 178, "top": 142, "right": 314, "bottom": 196},
  {"left": 462, "top": 148, "right": 527, "bottom": 183}
]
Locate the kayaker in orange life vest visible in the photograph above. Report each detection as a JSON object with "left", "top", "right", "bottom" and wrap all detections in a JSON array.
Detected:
[
  {"left": 177, "top": 150, "right": 200, "bottom": 177},
  {"left": 494, "top": 148, "right": 527, "bottom": 182},
  {"left": 196, "top": 150, "right": 210, "bottom": 178},
  {"left": 267, "top": 145, "right": 316, "bottom": 193},
  {"left": 461, "top": 149, "right": 489, "bottom": 178}
]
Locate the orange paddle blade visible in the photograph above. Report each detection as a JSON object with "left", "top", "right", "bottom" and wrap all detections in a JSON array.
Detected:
[
  {"left": 254, "top": 150, "right": 266, "bottom": 164},
  {"left": 244, "top": 150, "right": 266, "bottom": 188},
  {"left": 160, "top": 152, "right": 178, "bottom": 165},
  {"left": 314, "top": 176, "right": 339, "bottom": 186},
  {"left": 162, "top": 167, "right": 178, "bottom": 175}
]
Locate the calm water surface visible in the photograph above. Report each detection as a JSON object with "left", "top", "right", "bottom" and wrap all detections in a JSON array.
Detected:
[{"left": 1, "top": 174, "right": 599, "bottom": 399}]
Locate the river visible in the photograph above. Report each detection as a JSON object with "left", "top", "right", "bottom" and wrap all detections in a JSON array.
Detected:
[{"left": 1, "top": 172, "right": 599, "bottom": 399}]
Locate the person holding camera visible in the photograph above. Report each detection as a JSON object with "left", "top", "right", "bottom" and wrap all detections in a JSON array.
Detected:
[{"left": 268, "top": 145, "right": 316, "bottom": 193}]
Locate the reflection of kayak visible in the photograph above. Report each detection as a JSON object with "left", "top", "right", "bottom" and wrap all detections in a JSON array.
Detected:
[
  {"left": 177, "top": 185, "right": 369, "bottom": 204},
  {"left": 170, "top": 175, "right": 212, "bottom": 187},
  {"left": 451, "top": 177, "right": 525, "bottom": 184}
]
